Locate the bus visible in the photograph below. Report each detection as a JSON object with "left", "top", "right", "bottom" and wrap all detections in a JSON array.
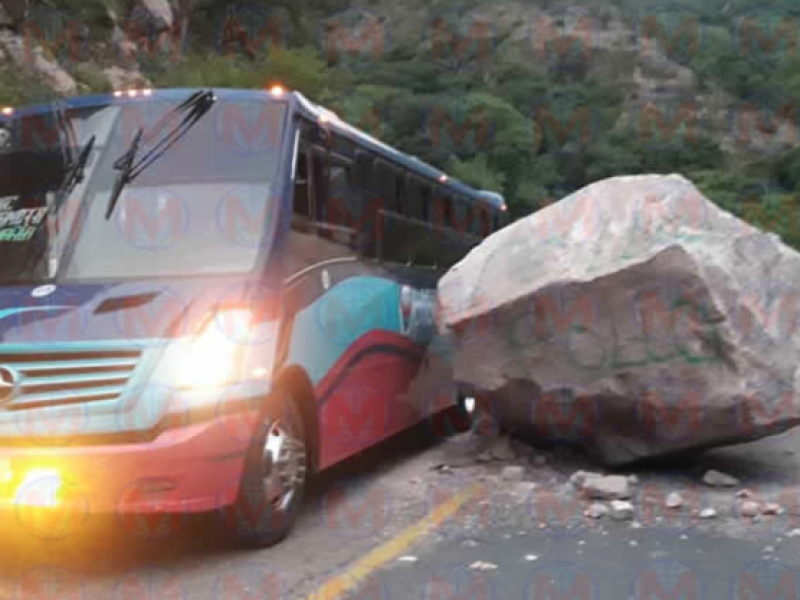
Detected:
[{"left": 0, "top": 87, "right": 508, "bottom": 546}]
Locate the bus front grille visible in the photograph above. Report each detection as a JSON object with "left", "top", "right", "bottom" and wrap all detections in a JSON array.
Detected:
[{"left": 0, "top": 348, "right": 143, "bottom": 410}]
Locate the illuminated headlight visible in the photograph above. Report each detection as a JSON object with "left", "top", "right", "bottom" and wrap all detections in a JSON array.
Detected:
[
  {"left": 176, "top": 309, "right": 252, "bottom": 389},
  {"left": 15, "top": 469, "right": 62, "bottom": 508}
]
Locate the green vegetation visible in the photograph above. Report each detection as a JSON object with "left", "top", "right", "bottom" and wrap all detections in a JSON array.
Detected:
[{"left": 3, "top": 0, "right": 800, "bottom": 244}]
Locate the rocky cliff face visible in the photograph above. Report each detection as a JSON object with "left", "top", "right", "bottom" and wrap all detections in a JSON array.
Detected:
[
  {"left": 0, "top": 0, "right": 192, "bottom": 96},
  {"left": 0, "top": 0, "right": 795, "bottom": 158}
]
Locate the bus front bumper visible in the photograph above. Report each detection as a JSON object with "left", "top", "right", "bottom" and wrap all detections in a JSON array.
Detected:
[{"left": 0, "top": 411, "right": 260, "bottom": 516}]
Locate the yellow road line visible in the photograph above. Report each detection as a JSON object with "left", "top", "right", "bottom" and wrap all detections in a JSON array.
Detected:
[{"left": 303, "top": 482, "right": 482, "bottom": 600}]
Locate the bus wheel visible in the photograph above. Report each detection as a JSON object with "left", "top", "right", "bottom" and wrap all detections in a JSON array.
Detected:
[{"left": 228, "top": 390, "right": 307, "bottom": 548}]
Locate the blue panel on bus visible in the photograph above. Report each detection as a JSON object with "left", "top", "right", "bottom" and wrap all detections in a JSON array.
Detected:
[{"left": 286, "top": 276, "right": 402, "bottom": 385}]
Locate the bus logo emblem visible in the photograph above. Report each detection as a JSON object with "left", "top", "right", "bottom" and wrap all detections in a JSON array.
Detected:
[
  {"left": 31, "top": 285, "right": 57, "bottom": 298},
  {"left": 0, "top": 367, "right": 19, "bottom": 404}
]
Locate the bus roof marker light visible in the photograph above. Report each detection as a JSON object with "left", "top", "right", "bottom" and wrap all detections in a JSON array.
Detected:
[
  {"left": 269, "top": 84, "right": 286, "bottom": 97},
  {"left": 142, "top": 88, "right": 154, "bottom": 97},
  {"left": 0, "top": 107, "right": 13, "bottom": 116},
  {"left": 113, "top": 90, "right": 124, "bottom": 98},
  {"left": 127, "top": 89, "right": 138, "bottom": 98},
  {"left": 439, "top": 175, "right": 448, "bottom": 183}
]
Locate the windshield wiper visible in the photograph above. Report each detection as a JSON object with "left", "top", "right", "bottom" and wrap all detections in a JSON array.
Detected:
[
  {"left": 105, "top": 90, "right": 217, "bottom": 220},
  {"left": 56, "top": 134, "right": 95, "bottom": 212},
  {"left": 53, "top": 98, "right": 76, "bottom": 168}
]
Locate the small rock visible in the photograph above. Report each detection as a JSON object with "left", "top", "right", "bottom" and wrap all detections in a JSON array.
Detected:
[
  {"left": 489, "top": 437, "right": 516, "bottom": 462},
  {"left": 463, "top": 539, "right": 479, "bottom": 547},
  {"left": 740, "top": 501, "right": 761, "bottom": 518},
  {"left": 397, "top": 556, "right": 418, "bottom": 563},
  {"left": 703, "top": 469, "right": 739, "bottom": 487},
  {"left": 585, "top": 503, "right": 609, "bottom": 519},
  {"left": 787, "top": 529, "right": 800, "bottom": 538},
  {"left": 501, "top": 466, "right": 525, "bottom": 482},
  {"left": 630, "top": 521, "right": 643, "bottom": 529},
  {"left": 570, "top": 471, "right": 596, "bottom": 487},
  {"left": 573, "top": 472, "right": 632, "bottom": 500},
  {"left": 699, "top": 508, "right": 718, "bottom": 519},
  {"left": 513, "top": 481, "right": 537, "bottom": 496},
  {"left": 610, "top": 500, "right": 635, "bottom": 521},
  {"left": 630, "top": 540, "right": 639, "bottom": 547},
  {"left": 628, "top": 475, "right": 640, "bottom": 486},
  {"left": 763, "top": 503, "right": 783, "bottom": 516},
  {"left": 763, "top": 546, "right": 775, "bottom": 554},
  {"left": 470, "top": 561, "right": 498, "bottom": 571},
  {"left": 533, "top": 455, "right": 547, "bottom": 467},
  {"left": 735, "top": 489, "right": 753, "bottom": 499},
  {"left": 524, "top": 554, "right": 538, "bottom": 562},
  {"left": 666, "top": 492, "right": 684, "bottom": 509}
]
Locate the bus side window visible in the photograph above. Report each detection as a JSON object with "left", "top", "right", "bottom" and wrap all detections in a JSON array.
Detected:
[
  {"left": 312, "top": 154, "right": 329, "bottom": 225},
  {"left": 395, "top": 171, "right": 406, "bottom": 215},
  {"left": 452, "top": 196, "right": 469, "bottom": 234},
  {"left": 354, "top": 151, "right": 373, "bottom": 190},
  {"left": 292, "top": 149, "right": 311, "bottom": 218},
  {"left": 405, "top": 174, "right": 420, "bottom": 220},
  {"left": 479, "top": 206, "right": 491, "bottom": 237},
  {"left": 374, "top": 159, "right": 395, "bottom": 210},
  {"left": 420, "top": 185, "right": 431, "bottom": 222},
  {"left": 438, "top": 192, "right": 453, "bottom": 229}
]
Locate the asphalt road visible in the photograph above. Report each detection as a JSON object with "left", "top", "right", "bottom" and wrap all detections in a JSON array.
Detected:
[{"left": 0, "top": 424, "right": 798, "bottom": 600}]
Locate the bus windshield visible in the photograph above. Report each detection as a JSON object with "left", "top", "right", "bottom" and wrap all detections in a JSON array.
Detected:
[{"left": 0, "top": 95, "right": 286, "bottom": 283}]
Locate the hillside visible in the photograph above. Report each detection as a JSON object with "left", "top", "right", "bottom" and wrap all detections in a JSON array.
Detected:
[{"left": 2, "top": 0, "right": 800, "bottom": 245}]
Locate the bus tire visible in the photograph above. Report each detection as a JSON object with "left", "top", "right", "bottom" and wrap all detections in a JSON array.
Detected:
[{"left": 227, "top": 389, "right": 307, "bottom": 548}]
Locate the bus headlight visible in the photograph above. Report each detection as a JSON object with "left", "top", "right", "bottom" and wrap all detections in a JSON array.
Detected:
[{"left": 176, "top": 309, "right": 252, "bottom": 389}]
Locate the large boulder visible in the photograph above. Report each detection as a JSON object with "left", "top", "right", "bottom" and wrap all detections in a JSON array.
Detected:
[{"left": 437, "top": 174, "right": 800, "bottom": 465}]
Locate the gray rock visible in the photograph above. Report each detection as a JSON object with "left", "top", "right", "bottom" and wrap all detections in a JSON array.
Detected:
[
  {"left": 585, "top": 503, "right": 609, "bottom": 519},
  {"left": 703, "top": 470, "right": 739, "bottom": 487},
  {"left": 102, "top": 66, "right": 151, "bottom": 92},
  {"left": 437, "top": 175, "right": 800, "bottom": 465},
  {"left": 573, "top": 472, "right": 631, "bottom": 500},
  {"left": 698, "top": 507, "right": 718, "bottom": 519},
  {"left": 0, "top": 5, "right": 13, "bottom": 29},
  {"left": 131, "top": 0, "right": 174, "bottom": 32},
  {"left": 0, "top": 0, "right": 27, "bottom": 26},
  {"left": 609, "top": 500, "right": 635, "bottom": 521},
  {"left": 501, "top": 466, "right": 525, "bottom": 482},
  {"left": 740, "top": 501, "right": 761, "bottom": 518},
  {"left": 488, "top": 436, "right": 516, "bottom": 462},
  {"left": 0, "top": 30, "right": 75, "bottom": 94},
  {"left": 666, "top": 492, "right": 684, "bottom": 509}
]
